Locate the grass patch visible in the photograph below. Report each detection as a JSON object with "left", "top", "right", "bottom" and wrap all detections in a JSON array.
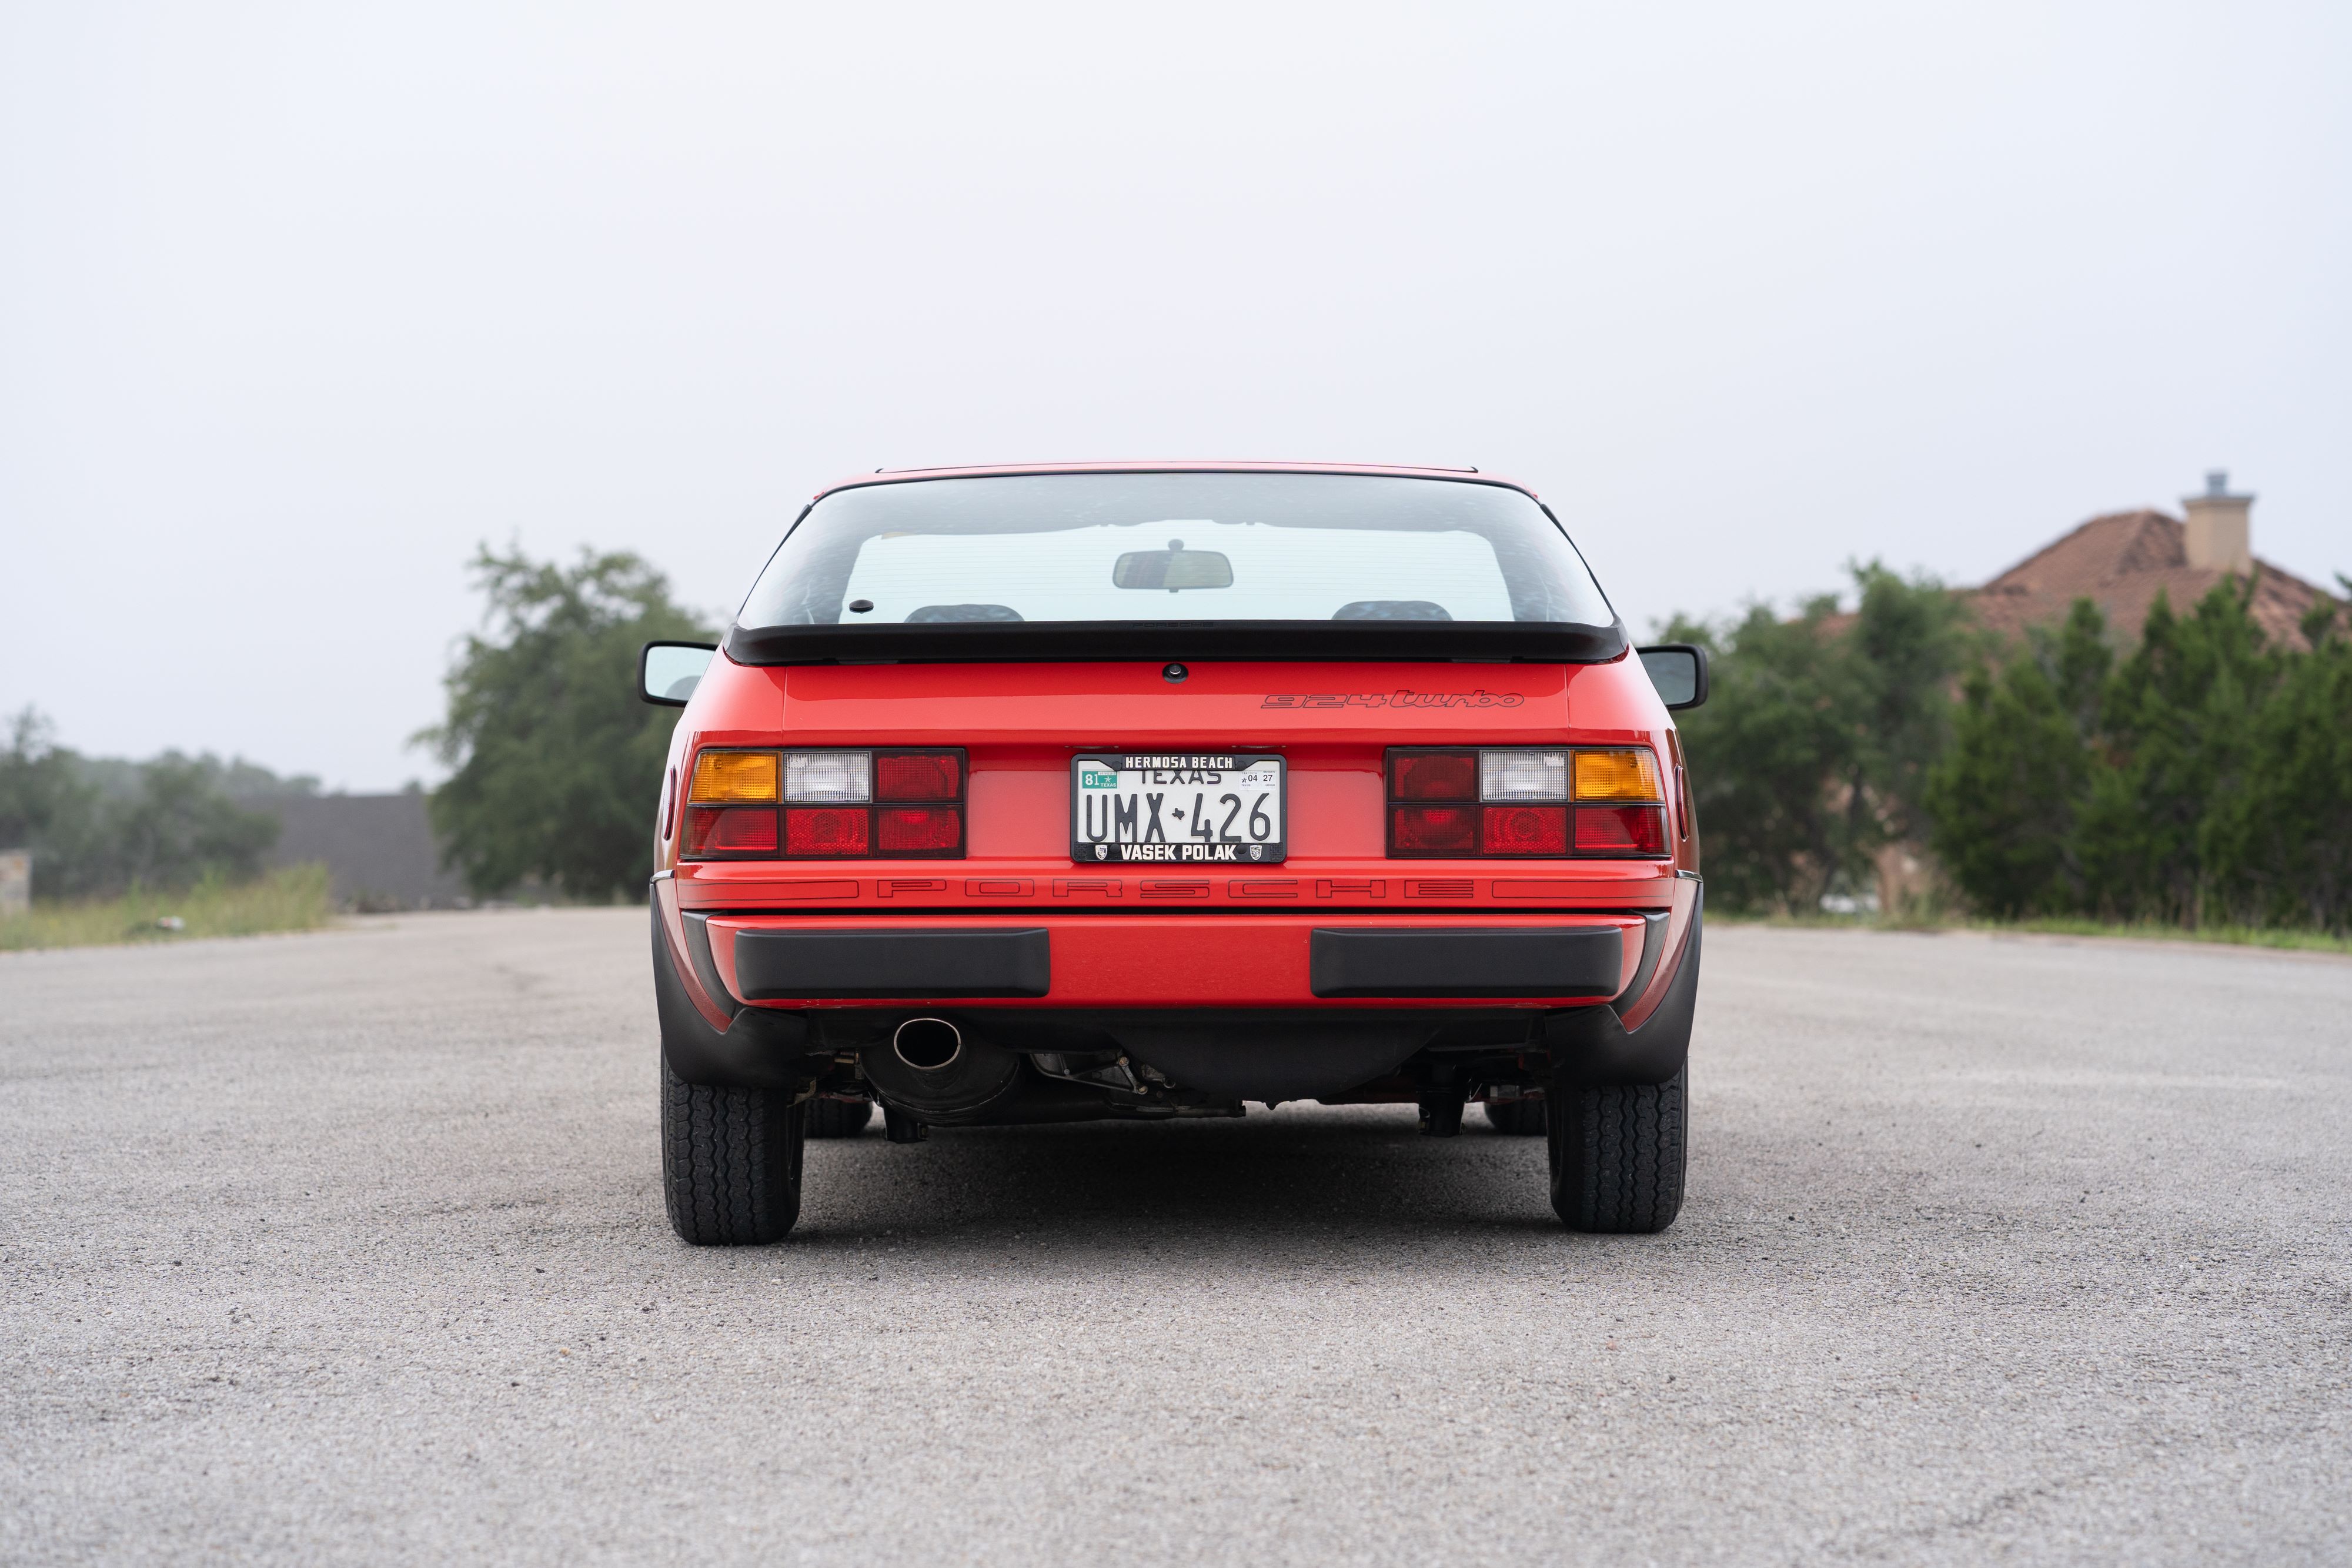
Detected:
[
  {"left": 0, "top": 863, "right": 336, "bottom": 952},
  {"left": 1712, "top": 907, "right": 2352, "bottom": 956},
  {"left": 1990, "top": 916, "right": 2352, "bottom": 956}
]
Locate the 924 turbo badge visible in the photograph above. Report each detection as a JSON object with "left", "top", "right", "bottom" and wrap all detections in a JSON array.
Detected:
[
  {"left": 1259, "top": 689, "right": 1526, "bottom": 709},
  {"left": 1070, "top": 754, "right": 1287, "bottom": 864}
]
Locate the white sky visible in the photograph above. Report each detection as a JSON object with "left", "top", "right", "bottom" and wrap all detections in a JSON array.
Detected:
[{"left": 4, "top": 1, "right": 2346, "bottom": 790}]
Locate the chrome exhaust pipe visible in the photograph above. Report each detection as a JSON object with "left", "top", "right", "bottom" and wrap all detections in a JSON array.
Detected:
[{"left": 891, "top": 1017, "right": 964, "bottom": 1072}]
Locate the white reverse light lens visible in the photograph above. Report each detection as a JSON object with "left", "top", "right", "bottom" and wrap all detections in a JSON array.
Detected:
[
  {"left": 1480, "top": 749, "right": 1569, "bottom": 802},
  {"left": 784, "top": 751, "right": 872, "bottom": 803}
]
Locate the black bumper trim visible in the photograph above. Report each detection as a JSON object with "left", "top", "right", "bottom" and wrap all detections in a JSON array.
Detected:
[
  {"left": 731, "top": 927, "right": 1051, "bottom": 999},
  {"left": 1308, "top": 926, "right": 1624, "bottom": 999}
]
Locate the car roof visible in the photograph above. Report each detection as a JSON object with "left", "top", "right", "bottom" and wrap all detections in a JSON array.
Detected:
[{"left": 810, "top": 460, "right": 1539, "bottom": 503}]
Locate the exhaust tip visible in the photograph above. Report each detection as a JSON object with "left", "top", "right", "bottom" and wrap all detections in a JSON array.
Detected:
[{"left": 892, "top": 1017, "right": 963, "bottom": 1072}]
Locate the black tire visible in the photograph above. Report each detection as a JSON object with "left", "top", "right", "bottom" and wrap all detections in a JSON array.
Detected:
[
  {"left": 1547, "top": 1067, "right": 1686, "bottom": 1233},
  {"left": 1484, "top": 1097, "right": 1546, "bottom": 1135},
  {"left": 806, "top": 1098, "right": 873, "bottom": 1139},
  {"left": 661, "top": 1054, "right": 807, "bottom": 1245}
]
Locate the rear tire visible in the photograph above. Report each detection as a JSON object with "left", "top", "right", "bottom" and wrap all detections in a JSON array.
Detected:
[
  {"left": 1547, "top": 1068, "right": 1686, "bottom": 1233},
  {"left": 661, "top": 1054, "right": 807, "bottom": 1245},
  {"left": 1484, "top": 1097, "right": 1545, "bottom": 1135},
  {"left": 805, "top": 1098, "right": 873, "bottom": 1139}
]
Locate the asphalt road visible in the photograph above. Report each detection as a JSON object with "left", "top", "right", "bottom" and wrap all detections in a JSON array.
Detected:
[{"left": 3, "top": 911, "right": 2348, "bottom": 1565}]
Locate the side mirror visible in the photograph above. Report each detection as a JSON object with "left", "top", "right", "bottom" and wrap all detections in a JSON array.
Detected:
[
  {"left": 1637, "top": 644, "right": 1709, "bottom": 710},
  {"left": 639, "top": 641, "right": 718, "bottom": 706}
]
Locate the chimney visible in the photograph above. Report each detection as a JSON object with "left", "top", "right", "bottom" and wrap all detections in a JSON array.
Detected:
[{"left": 2181, "top": 469, "right": 2253, "bottom": 576}]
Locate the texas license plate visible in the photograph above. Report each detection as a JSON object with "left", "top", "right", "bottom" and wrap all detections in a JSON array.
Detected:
[{"left": 1070, "top": 753, "right": 1287, "bottom": 864}]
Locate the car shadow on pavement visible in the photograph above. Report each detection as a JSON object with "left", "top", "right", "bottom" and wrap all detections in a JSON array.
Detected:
[{"left": 787, "top": 1106, "right": 1570, "bottom": 1249}]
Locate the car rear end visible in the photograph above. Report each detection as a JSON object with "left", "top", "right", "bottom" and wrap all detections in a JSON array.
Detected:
[{"left": 642, "top": 465, "right": 1705, "bottom": 1242}]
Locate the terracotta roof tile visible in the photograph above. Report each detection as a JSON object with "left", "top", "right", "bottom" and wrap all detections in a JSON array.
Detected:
[{"left": 1964, "top": 510, "right": 2337, "bottom": 651}]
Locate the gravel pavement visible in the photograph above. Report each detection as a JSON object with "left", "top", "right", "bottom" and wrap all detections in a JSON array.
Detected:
[{"left": 3, "top": 909, "right": 2348, "bottom": 1565}]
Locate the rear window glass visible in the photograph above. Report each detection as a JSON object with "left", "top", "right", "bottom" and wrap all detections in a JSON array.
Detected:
[{"left": 736, "top": 472, "right": 1615, "bottom": 630}]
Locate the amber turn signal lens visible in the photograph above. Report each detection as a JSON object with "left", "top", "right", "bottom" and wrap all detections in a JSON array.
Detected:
[
  {"left": 1572, "top": 748, "right": 1662, "bottom": 802},
  {"left": 691, "top": 750, "right": 780, "bottom": 803}
]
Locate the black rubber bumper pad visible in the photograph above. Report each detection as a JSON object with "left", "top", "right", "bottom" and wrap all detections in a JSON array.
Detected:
[
  {"left": 1309, "top": 926, "right": 1624, "bottom": 999},
  {"left": 730, "top": 928, "right": 1051, "bottom": 999}
]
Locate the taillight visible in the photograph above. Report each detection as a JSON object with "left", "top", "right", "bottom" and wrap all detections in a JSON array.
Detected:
[
  {"left": 785, "top": 807, "right": 870, "bottom": 856},
  {"left": 1386, "top": 747, "right": 1668, "bottom": 858},
  {"left": 684, "top": 748, "right": 964, "bottom": 859},
  {"left": 1391, "top": 803, "right": 1479, "bottom": 854},
  {"left": 686, "top": 805, "right": 778, "bottom": 857},
  {"left": 1483, "top": 804, "right": 1569, "bottom": 855}
]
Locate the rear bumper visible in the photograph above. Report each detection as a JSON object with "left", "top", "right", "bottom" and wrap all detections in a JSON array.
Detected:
[
  {"left": 650, "top": 878, "right": 1702, "bottom": 1094},
  {"left": 703, "top": 911, "right": 1648, "bottom": 1009}
]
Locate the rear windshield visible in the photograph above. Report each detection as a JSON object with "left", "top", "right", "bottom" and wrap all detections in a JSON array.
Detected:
[{"left": 736, "top": 472, "right": 1616, "bottom": 630}]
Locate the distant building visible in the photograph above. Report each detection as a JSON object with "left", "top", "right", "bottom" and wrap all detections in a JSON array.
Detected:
[
  {"left": 0, "top": 849, "right": 28, "bottom": 918},
  {"left": 262, "top": 792, "right": 469, "bottom": 910},
  {"left": 1966, "top": 472, "right": 2337, "bottom": 650}
]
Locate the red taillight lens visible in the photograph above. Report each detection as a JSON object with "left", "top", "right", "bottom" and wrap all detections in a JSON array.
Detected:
[
  {"left": 785, "top": 807, "right": 870, "bottom": 856},
  {"left": 877, "top": 807, "right": 961, "bottom": 853},
  {"left": 1392, "top": 750, "right": 1477, "bottom": 800},
  {"left": 1392, "top": 804, "right": 1479, "bottom": 854},
  {"left": 876, "top": 753, "right": 961, "bottom": 802},
  {"left": 1483, "top": 804, "right": 1568, "bottom": 855},
  {"left": 686, "top": 806, "right": 777, "bottom": 856},
  {"left": 1386, "top": 745, "right": 1670, "bottom": 859},
  {"left": 1575, "top": 804, "right": 1667, "bottom": 854}
]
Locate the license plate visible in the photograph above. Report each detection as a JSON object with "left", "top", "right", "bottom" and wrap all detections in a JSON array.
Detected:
[{"left": 1070, "top": 753, "right": 1287, "bottom": 864}]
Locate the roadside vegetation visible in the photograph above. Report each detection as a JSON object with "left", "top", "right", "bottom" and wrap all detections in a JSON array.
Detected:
[
  {"left": 0, "top": 864, "right": 335, "bottom": 952},
  {"left": 1670, "top": 566, "right": 2352, "bottom": 941},
  {"left": 1, "top": 710, "right": 336, "bottom": 950},
  {"left": 416, "top": 546, "right": 713, "bottom": 902}
]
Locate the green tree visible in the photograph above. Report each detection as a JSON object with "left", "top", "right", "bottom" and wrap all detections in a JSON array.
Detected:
[
  {"left": 0, "top": 708, "right": 103, "bottom": 897},
  {"left": 420, "top": 546, "right": 713, "bottom": 901},
  {"left": 1664, "top": 596, "right": 1857, "bottom": 912},
  {"left": 2076, "top": 582, "right": 2281, "bottom": 921},
  {"left": 1, "top": 710, "right": 282, "bottom": 897},
  {"left": 1666, "top": 562, "right": 1966, "bottom": 914},
  {"left": 2199, "top": 599, "right": 2352, "bottom": 930},
  {"left": 1925, "top": 599, "right": 2109, "bottom": 917}
]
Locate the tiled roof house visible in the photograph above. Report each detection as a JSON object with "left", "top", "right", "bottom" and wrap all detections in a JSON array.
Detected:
[{"left": 1966, "top": 472, "right": 2337, "bottom": 650}]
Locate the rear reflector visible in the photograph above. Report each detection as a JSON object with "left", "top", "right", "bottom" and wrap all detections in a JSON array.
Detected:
[
  {"left": 1483, "top": 804, "right": 1569, "bottom": 855},
  {"left": 1575, "top": 804, "right": 1668, "bottom": 854},
  {"left": 1392, "top": 751, "right": 1477, "bottom": 800},
  {"left": 686, "top": 805, "right": 777, "bottom": 856},
  {"left": 876, "top": 807, "right": 962, "bottom": 852},
  {"left": 875, "top": 753, "right": 961, "bottom": 802},
  {"left": 1391, "top": 804, "right": 1478, "bottom": 854},
  {"left": 785, "top": 807, "right": 871, "bottom": 856}
]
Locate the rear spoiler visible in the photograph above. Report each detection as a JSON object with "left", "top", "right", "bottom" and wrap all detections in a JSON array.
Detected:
[{"left": 724, "top": 619, "right": 1629, "bottom": 667}]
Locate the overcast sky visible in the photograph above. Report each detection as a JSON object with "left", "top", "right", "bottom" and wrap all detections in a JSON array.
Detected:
[{"left": 4, "top": 2, "right": 2346, "bottom": 790}]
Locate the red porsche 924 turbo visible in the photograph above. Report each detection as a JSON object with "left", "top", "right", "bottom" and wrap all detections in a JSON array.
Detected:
[{"left": 637, "top": 463, "right": 1707, "bottom": 1244}]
